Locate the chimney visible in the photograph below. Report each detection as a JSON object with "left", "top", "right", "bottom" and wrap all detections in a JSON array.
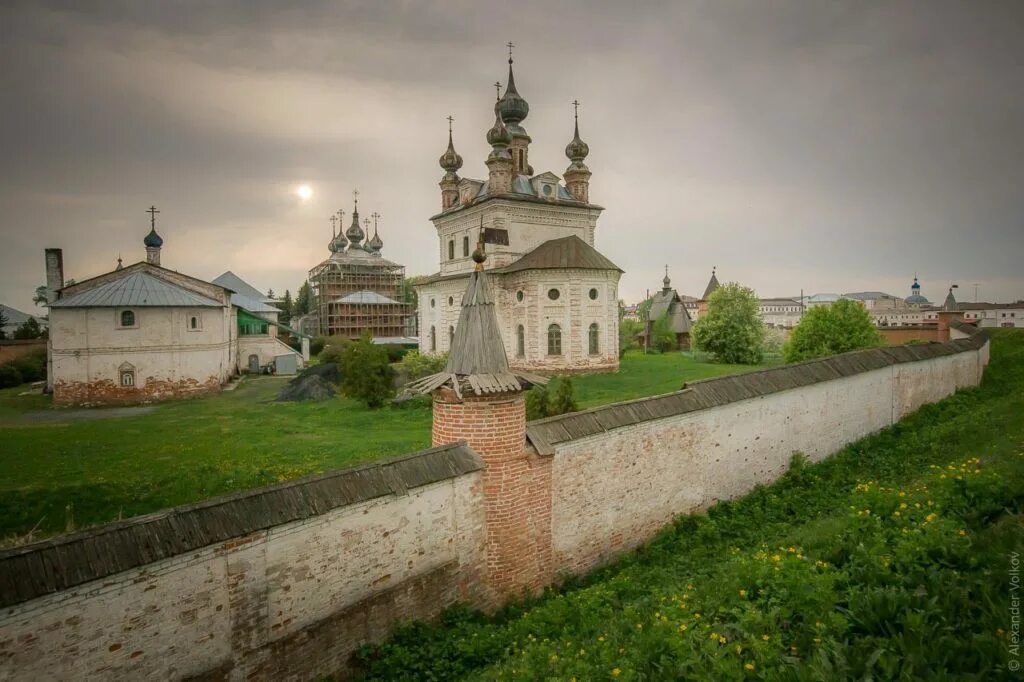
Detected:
[{"left": 44, "top": 248, "right": 64, "bottom": 305}]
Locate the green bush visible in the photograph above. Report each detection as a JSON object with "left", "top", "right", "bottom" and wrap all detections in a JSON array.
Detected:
[
  {"left": 318, "top": 336, "right": 351, "bottom": 366},
  {"left": 381, "top": 344, "right": 411, "bottom": 363},
  {"left": 784, "top": 298, "right": 884, "bottom": 363},
  {"left": 309, "top": 336, "right": 327, "bottom": 357},
  {"left": 395, "top": 351, "right": 448, "bottom": 381},
  {"left": 551, "top": 376, "right": 578, "bottom": 415},
  {"left": 618, "top": 319, "right": 643, "bottom": 358},
  {"left": 10, "top": 349, "right": 46, "bottom": 383},
  {"left": 0, "top": 364, "right": 23, "bottom": 388},
  {"left": 339, "top": 333, "right": 394, "bottom": 408},
  {"left": 525, "top": 384, "right": 550, "bottom": 420},
  {"left": 651, "top": 313, "right": 678, "bottom": 353}
]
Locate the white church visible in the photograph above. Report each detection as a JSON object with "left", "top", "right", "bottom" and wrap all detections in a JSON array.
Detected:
[
  {"left": 416, "top": 52, "right": 623, "bottom": 373},
  {"left": 44, "top": 212, "right": 304, "bottom": 406}
]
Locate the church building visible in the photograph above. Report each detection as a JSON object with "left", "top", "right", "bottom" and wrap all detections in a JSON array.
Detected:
[
  {"left": 416, "top": 50, "right": 623, "bottom": 373},
  {"left": 45, "top": 210, "right": 303, "bottom": 405}
]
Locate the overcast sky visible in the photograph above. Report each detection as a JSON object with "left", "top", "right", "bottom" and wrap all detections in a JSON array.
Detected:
[{"left": 2, "top": 1, "right": 1022, "bottom": 312}]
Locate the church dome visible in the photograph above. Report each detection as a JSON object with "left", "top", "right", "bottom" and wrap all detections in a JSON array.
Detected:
[
  {"left": 144, "top": 228, "right": 163, "bottom": 248},
  {"left": 905, "top": 294, "right": 930, "bottom": 305},
  {"left": 495, "top": 60, "right": 529, "bottom": 126},
  {"left": 486, "top": 111, "right": 512, "bottom": 147},
  {"left": 565, "top": 116, "right": 589, "bottom": 163},
  {"left": 345, "top": 209, "right": 365, "bottom": 247},
  {"left": 367, "top": 231, "right": 383, "bottom": 254},
  {"left": 439, "top": 128, "right": 463, "bottom": 173}
]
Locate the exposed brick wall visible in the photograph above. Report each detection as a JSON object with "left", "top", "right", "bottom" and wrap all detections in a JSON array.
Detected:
[
  {"left": 432, "top": 388, "right": 553, "bottom": 605},
  {"left": 53, "top": 375, "right": 222, "bottom": 406}
]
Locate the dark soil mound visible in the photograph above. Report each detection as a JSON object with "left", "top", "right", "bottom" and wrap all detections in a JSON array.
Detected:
[
  {"left": 297, "top": 362, "right": 341, "bottom": 384},
  {"left": 277, "top": 374, "right": 336, "bottom": 402}
]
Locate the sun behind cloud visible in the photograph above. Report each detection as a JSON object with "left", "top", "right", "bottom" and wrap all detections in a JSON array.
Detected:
[{"left": 296, "top": 184, "right": 313, "bottom": 201}]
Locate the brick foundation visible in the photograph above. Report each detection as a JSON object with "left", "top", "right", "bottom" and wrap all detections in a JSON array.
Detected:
[
  {"left": 53, "top": 376, "right": 222, "bottom": 406},
  {"left": 432, "top": 388, "right": 553, "bottom": 605}
]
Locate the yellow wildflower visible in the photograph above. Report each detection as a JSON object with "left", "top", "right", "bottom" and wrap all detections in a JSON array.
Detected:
[
  {"left": 745, "top": 663, "right": 755, "bottom": 671},
  {"left": 739, "top": 589, "right": 747, "bottom": 598},
  {"left": 612, "top": 668, "right": 621, "bottom": 678}
]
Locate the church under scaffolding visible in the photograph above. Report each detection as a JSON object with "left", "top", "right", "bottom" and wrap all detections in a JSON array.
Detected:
[{"left": 308, "top": 199, "right": 413, "bottom": 340}]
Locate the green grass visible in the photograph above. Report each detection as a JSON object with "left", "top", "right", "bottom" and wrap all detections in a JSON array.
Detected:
[
  {"left": 0, "top": 352, "right": 767, "bottom": 541},
  {"left": 573, "top": 351, "right": 777, "bottom": 409},
  {"left": 356, "top": 330, "right": 1024, "bottom": 681}
]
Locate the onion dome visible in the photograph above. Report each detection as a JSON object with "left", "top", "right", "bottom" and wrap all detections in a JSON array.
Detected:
[
  {"left": 565, "top": 113, "right": 590, "bottom": 164},
  {"left": 495, "top": 57, "right": 529, "bottom": 126},
  {"left": 904, "top": 276, "right": 929, "bottom": 304},
  {"left": 367, "top": 231, "right": 383, "bottom": 254},
  {"left": 143, "top": 227, "right": 163, "bottom": 248},
  {"left": 662, "top": 265, "right": 671, "bottom": 292},
  {"left": 345, "top": 204, "right": 365, "bottom": 248},
  {"left": 439, "top": 124, "right": 463, "bottom": 173},
  {"left": 486, "top": 109, "right": 512, "bottom": 148}
]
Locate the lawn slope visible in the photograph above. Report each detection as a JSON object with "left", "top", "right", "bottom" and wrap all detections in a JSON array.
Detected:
[{"left": 356, "top": 330, "right": 1024, "bottom": 681}]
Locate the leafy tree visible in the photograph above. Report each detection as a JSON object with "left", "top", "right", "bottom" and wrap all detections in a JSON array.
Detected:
[
  {"left": 403, "top": 275, "right": 429, "bottom": 310},
  {"left": 692, "top": 282, "right": 765, "bottom": 364},
  {"left": 784, "top": 299, "right": 884, "bottom": 363},
  {"left": 318, "top": 336, "right": 351, "bottom": 366},
  {"left": 339, "top": 332, "right": 394, "bottom": 408},
  {"left": 33, "top": 286, "right": 48, "bottom": 307},
  {"left": 525, "top": 384, "right": 551, "bottom": 420},
  {"left": 651, "top": 313, "right": 678, "bottom": 353},
  {"left": 550, "top": 376, "right": 578, "bottom": 415},
  {"left": 295, "top": 281, "right": 313, "bottom": 316},
  {"left": 395, "top": 350, "right": 448, "bottom": 381},
  {"left": 0, "top": 308, "right": 7, "bottom": 340},
  {"left": 618, "top": 318, "right": 643, "bottom": 357},
  {"left": 13, "top": 317, "right": 42, "bottom": 340},
  {"left": 266, "top": 288, "right": 275, "bottom": 299},
  {"left": 637, "top": 296, "right": 654, "bottom": 323},
  {"left": 279, "top": 289, "right": 293, "bottom": 326}
]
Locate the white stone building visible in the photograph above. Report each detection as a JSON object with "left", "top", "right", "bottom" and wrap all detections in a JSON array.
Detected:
[
  {"left": 46, "top": 217, "right": 303, "bottom": 405},
  {"left": 416, "top": 54, "right": 622, "bottom": 373}
]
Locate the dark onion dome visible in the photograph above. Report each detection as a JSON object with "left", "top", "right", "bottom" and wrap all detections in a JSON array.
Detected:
[
  {"left": 439, "top": 129, "right": 463, "bottom": 173},
  {"left": 486, "top": 109, "right": 512, "bottom": 148},
  {"left": 143, "top": 227, "right": 163, "bottom": 248},
  {"left": 345, "top": 208, "right": 365, "bottom": 247},
  {"left": 565, "top": 118, "right": 589, "bottom": 163},
  {"left": 367, "top": 231, "right": 383, "bottom": 254},
  {"left": 495, "top": 59, "right": 529, "bottom": 125}
]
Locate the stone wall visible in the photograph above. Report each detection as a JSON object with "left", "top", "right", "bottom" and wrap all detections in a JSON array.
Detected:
[
  {"left": 527, "top": 334, "right": 990, "bottom": 575},
  {"left": 0, "top": 445, "right": 485, "bottom": 681}
]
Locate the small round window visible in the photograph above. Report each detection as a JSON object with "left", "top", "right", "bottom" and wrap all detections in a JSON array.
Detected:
[
  {"left": 588, "top": 288, "right": 599, "bottom": 300},
  {"left": 547, "top": 288, "right": 560, "bottom": 301},
  {"left": 543, "top": 184, "right": 553, "bottom": 196},
  {"left": 430, "top": 298, "right": 435, "bottom": 308},
  {"left": 448, "top": 296, "right": 454, "bottom": 306},
  {"left": 516, "top": 290, "right": 524, "bottom": 302}
]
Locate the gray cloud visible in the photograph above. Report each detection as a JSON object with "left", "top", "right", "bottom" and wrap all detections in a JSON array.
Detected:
[{"left": 1, "top": 1, "right": 1022, "bottom": 312}]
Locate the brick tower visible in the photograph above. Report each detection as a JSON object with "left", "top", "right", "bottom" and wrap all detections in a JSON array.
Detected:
[{"left": 408, "top": 231, "right": 551, "bottom": 606}]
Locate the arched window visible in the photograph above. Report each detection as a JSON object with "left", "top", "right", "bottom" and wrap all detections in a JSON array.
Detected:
[
  {"left": 547, "top": 324, "right": 562, "bottom": 356},
  {"left": 190, "top": 316, "right": 198, "bottom": 329},
  {"left": 430, "top": 326, "right": 436, "bottom": 351},
  {"left": 120, "top": 310, "right": 135, "bottom": 327},
  {"left": 449, "top": 325, "right": 455, "bottom": 345},
  {"left": 118, "top": 362, "right": 135, "bottom": 387},
  {"left": 516, "top": 324, "right": 525, "bottom": 357},
  {"left": 448, "top": 240, "right": 455, "bottom": 260},
  {"left": 463, "top": 236, "right": 469, "bottom": 257},
  {"left": 589, "top": 323, "right": 599, "bottom": 355}
]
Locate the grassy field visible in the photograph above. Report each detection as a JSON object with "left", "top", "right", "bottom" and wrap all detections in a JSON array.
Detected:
[
  {"left": 0, "top": 351, "right": 766, "bottom": 541},
  {"left": 356, "top": 330, "right": 1024, "bottom": 680}
]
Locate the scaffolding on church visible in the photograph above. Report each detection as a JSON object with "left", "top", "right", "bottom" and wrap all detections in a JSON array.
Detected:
[{"left": 308, "top": 254, "right": 412, "bottom": 340}]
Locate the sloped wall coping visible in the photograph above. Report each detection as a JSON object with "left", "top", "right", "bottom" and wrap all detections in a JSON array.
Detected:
[
  {"left": 0, "top": 442, "right": 483, "bottom": 609},
  {"left": 526, "top": 332, "right": 988, "bottom": 456}
]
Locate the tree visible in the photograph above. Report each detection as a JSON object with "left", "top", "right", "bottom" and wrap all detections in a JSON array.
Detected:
[
  {"left": 33, "top": 286, "right": 48, "bottom": 307},
  {"left": 618, "top": 318, "right": 643, "bottom": 357},
  {"left": 403, "top": 275, "right": 429, "bottom": 311},
  {"left": 0, "top": 308, "right": 8, "bottom": 340},
  {"left": 550, "top": 376, "right": 578, "bottom": 415},
  {"left": 295, "top": 281, "right": 313, "bottom": 316},
  {"left": 651, "top": 313, "right": 678, "bottom": 353},
  {"left": 637, "top": 296, "right": 654, "bottom": 324},
  {"left": 339, "top": 332, "right": 394, "bottom": 408},
  {"left": 279, "top": 289, "right": 293, "bottom": 326},
  {"left": 13, "top": 317, "right": 42, "bottom": 340},
  {"left": 525, "top": 384, "right": 550, "bottom": 420},
  {"left": 267, "top": 288, "right": 275, "bottom": 299},
  {"left": 692, "top": 282, "right": 765, "bottom": 364},
  {"left": 783, "top": 299, "right": 884, "bottom": 363}
]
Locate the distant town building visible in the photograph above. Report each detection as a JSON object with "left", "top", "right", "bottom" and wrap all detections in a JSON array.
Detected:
[
  {"left": 307, "top": 198, "right": 413, "bottom": 341},
  {"left": 415, "top": 51, "right": 622, "bottom": 372},
  {"left": 637, "top": 267, "right": 693, "bottom": 349}
]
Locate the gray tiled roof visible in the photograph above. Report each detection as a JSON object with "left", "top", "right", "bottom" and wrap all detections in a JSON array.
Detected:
[
  {"left": 51, "top": 272, "right": 222, "bottom": 308},
  {"left": 334, "top": 291, "right": 402, "bottom": 305},
  {"left": 498, "top": 235, "right": 622, "bottom": 274}
]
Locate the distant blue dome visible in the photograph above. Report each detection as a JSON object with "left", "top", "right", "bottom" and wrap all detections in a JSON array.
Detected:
[
  {"left": 144, "top": 228, "right": 163, "bottom": 248},
  {"left": 905, "top": 294, "right": 930, "bottom": 305}
]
